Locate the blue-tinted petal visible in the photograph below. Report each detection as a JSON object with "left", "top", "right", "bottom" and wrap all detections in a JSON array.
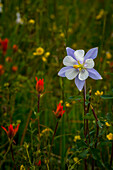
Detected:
[
  {"left": 58, "top": 66, "right": 73, "bottom": 77},
  {"left": 84, "top": 47, "right": 98, "bottom": 61},
  {"left": 66, "top": 47, "right": 76, "bottom": 60},
  {"left": 75, "top": 76, "right": 85, "bottom": 91},
  {"left": 87, "top": 68, "right": 102, "bottom": 80}
]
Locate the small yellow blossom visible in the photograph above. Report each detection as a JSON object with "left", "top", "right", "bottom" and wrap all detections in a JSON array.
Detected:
[
  {"left": 68, "top": 28, "right": 73, "bottom": 34},
  {"left": 72, "top": 101, "right": 76, "bottom": 104},
  {"left": 65, "top": 102, "right": 70, "bottom": 107},
  {"left": 95, "top": 90, "right": 103, "bottom": 96},
  {"left": 50, "top": 14, "right": 55, "bottom": 19},
  {"left": 41, "top": 128, "right": 50, "bottom": 134},
  {"left": 45, "top": 52, "right": 50, "bottom": 58},
  {"left": 60, "top": 100, "right": 63, "bottom": 104},
  {"left": 106, "top": 52, "right": 112, "bottom": 59},
  {"left": 106, "top": 133, "right": 113, "bottom": 140},
  {"left": 29, "top": 19, "right": 35, "bottom": 24},
  {"left": 33, "top": 52, "right": 38, "bottom": 56},
  {"left": 73, "top": 157, "right": 80, "bottom": 164},
  {"left": 72, "top": 43, "right": 77, "bottom": 49},
  {"left": 96, "top": 9, "right": 104, "bottom": 20},
  {"left": 36, "top": 47, "right": 44, "bottom": 55},
  {"left": 105, "top": 122, "right": 111, "bottom": 127},
  {"left": 20, "top": 165, "right": 25, "bottom": 170},
  {"left": 59, "top": 33, "right": 65, "bottom": 38},
  {"left": 74, "top": 135, "right": 81, "bottom": 142},
  {"left": 42, "top": 57, "right": 47, "bottom": 62}
]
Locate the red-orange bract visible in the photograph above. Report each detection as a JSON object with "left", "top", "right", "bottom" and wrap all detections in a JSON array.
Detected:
[
  {"left": 54, "top": 103, "right": 65, "bottom": 119},
  {"left": 0, "top": 38, "right": 9, "bottom": 55},
  {"left": 35, "top": 77, "right": 44, "bottom": 94},
  {"left": 1, "top": 124, "right": 20, "bottom": 139}
]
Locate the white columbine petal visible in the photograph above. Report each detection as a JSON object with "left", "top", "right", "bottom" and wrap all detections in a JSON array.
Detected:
[
  {"left": 78, "top": 69, "right": 89, "bottom": 80},
  {"left": 84, "top": 59, "right": 94, "bottom": 69},
  {"left": 63, "top": 56, "right": 77, "bottom": 66},
  {"left": 74, "top": 50, "right": 85, "bottom": 63},
  {"left": 65, "top": 68, "right": 79, "bottom": 80}
]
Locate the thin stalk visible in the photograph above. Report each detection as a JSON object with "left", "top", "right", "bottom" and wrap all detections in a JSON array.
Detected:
[
  {"left": 49, "top": 121, "right": 59, "bottom": 158},
  {"left": 86, "top": 89, "right": 92, "bottom": 143},
  {"left": 38, "top": 94, "right": 40, "bottom": 141},
  {"left": 11, "top": 144, "right": 16, "bottom": 169},
  {"left": 83, "top": 82, "right": 87, "bottom": 170},
  {"left": 110, "top": 141, "right": 113, "bottom": 166},
  {"left": 90, "top": 104, "right": 99, "bottom": 170},
  {"left": 20, "top": 98, "right": 33, "bottom": 145},
  {"left": 0, "top": 139, "right": 13, "bottom": 168}
]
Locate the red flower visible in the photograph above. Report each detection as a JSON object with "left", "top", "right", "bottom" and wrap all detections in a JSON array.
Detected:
[
  {"left": 1, "top": 124, "right": 20, "bottom": 139},
  {"left": 35, "top": 160, "right": 41, "bottom": 166},
  {"left": 12, "top": 66, "right": 18, "bottom": 72},
  {"left": 35, "top": 77, "right": 44, "bottom": 94},
  {"left": 13, "top": 44, "right": 18, "bottom": 53},
  {"left": 0, "top": 38, "right": 9, "bottom": 55},
  {"left": 0, "top": 64, "right": 4, "bottom": 76},
  {"left": 54, "top": 103, "right": 65, "bottom": 119}
]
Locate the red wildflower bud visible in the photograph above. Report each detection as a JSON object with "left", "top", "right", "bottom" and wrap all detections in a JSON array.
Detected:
[
  {"left": 1, "top": 38, "right": 8, "bottom": 55},
  {"left": 0, "top": 64, "right": 4, "bottom": 76},
  {"left": 13, "top": 44, "right": 18, "bottom": 53},
  {"left": 12, "top": 66, "right": 18, "bottom": 72},
  {"left": 35, "top": 77, "right": 44, "bottom": 94},
  {"left": 54, "top": 103, "right": 65, "bottom": 119},
  {"left": 1, "top": 124, "right": 20, "bottom": 139},
  {"left": 35, "top": 160, "right": 41, "bottom": 166}
]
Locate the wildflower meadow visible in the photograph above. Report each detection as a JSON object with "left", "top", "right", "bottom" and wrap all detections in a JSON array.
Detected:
[{"left": 0, "top": 0, "right": 113, "bottom": 169}]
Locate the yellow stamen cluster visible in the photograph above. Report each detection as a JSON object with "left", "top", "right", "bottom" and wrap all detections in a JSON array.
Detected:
[
  {"left": 73, "top": 62, "right": 84, "bottom": 71},
  {"left": 74, "top": 135, "right": 81, "bottom": 142},
  {"left": 106, "top": 133, "right": 113, "bottom": 140},
  {"left": 95, "top": 90, "right": 103, "bottom": 96},
  {"left": 73, "top": 157, "right": 80, "bottom": 164}
]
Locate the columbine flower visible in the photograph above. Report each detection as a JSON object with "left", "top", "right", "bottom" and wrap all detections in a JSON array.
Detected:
[
  {"left": 16, "top": 12, "right": 23, "bottom": 24},
  {"left": 1, "top": 124, "right": 20, "bottom": 139},
  {"left": 53, "top": 103, "right": 65, "bottom": 119},
  {"left": 58, "top": 47, "right": 102, "bottom": 91},
  {"left": 35, "top": 77, "right": 44, "bottom": 94}
]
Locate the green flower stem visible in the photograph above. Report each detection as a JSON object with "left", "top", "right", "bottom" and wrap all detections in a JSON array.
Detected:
[
  {"left": 110, "top": 141, "right": 113, "bottom": 166},
  {"left": 25, "top": 146, "right": 32, "bottom": 166},
  {"left": 49, "top": 121, "right": 59, "bottom": 158},
  {"left": 38, "top": 94, "right": 41, "bottom": 141},
  {"left": 0, "top": 139, "right": 13, "bottom": 168},
  {"left": 83, "top": 82, "right": 87, "bottom": 170}
]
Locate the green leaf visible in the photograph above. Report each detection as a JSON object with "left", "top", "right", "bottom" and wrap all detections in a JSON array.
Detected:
[
  {"left": 97, "top": 120, "right": 102, "bottom": 128},
  {"left": 101, "top": 95, "right": 113, "bottom": 99},
  {"left": 79, "top": 149, "right": 89, "bottom": 158}
]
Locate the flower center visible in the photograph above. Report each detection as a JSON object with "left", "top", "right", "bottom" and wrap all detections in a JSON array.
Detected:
[{"left": 73, "top": 61, "right": 84, "bottom": 71}]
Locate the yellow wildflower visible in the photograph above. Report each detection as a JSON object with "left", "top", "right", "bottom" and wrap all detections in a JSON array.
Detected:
[
  {"left": 105, "top": 122, "right": 111, "bottom": 127},
  {"left": 106, "top": 133, "right": 113, "bottom": 140},
  {"left": 36, "top": 47, "right": 44, "bottom": 55},
  {"left": 45, "top": 52, "right": 50, "bottom": 58},
  {"left": 95, "top": 90, "right": 103, "bottom": 96},
  {"left": 59, "top": 100, "right": 63, "bottom": 104},
  {"left": 33, "top": 52, "right": 38, "bottom": 56},
  {"left": 74, "top": 135, "right": 81, "bottom": 142},
  {"left": 41, "top": 128, "right": 50, "bottom": 134},
  {"left": 73, "top": 157, "right": 80, "bottom": 164},
  {"left": 42, "top": 57, "right": 47, "bottom": 62},
  {"left": 106, "top": 52, "right": 112, "bottom": 59},
  {"left": 29, "top": 19, "right": 35, "bottom": 24},
  {"left": 65, "top": 102, "right": 70, "bottom": 107},
  {"left": 96, "top": 9, "right": 104, "bottom": 20},
  {"left": 20, "top": 165, "right": 25, "bottom": 170},
  {"left": 72, "top": 101, "right": 76, "bottom": 104},
  {"left": 50, "top": 14, "right": 55, "bottom": 19},
  {"left": 59, "top": 32, "right": 65, "bottom": 38}
]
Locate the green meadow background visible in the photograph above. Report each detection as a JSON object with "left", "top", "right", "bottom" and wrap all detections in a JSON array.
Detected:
[{"left": 0, "top": 0, "right": 113, "bottom": 169}]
